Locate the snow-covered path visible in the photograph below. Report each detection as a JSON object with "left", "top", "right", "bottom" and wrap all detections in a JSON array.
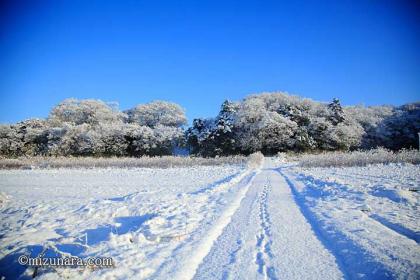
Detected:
[{"left": 189, "top": 159, "right": 344, "bottom": 280}]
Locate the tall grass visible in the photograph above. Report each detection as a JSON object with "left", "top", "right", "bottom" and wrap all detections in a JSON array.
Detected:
[
  {"left": 0, "top": 155, "right": 247, "bottom": 169},
  {"left": 298, "top": 148, "right": 420, "bottom": 168}
]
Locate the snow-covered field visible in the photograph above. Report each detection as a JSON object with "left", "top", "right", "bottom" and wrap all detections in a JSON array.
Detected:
[{"left": 0, "top": 159, "right": 419, "bottom": 279}]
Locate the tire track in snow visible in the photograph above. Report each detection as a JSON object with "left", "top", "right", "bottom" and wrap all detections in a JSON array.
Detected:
[
  {"left": 187, "top": 172, "right": 243, "bottom": 195},
  {"left": 367, "top": 214, "right": 420, "bottom": 244},
  {"left": 277, "top": 167, "right": 400, "bottom": 279},
  {"left": 288, "top": 166, "right": 420, "bottom": 277},
  {"left": 149, "top": 169, "right": 257, "bottom": 280},
  {"left": 193, "top": 162, "right": 343, "bottom": 280},
  {"left": 326, "top": 172, "right": 420, "bottom": 244},
  {"left": 255, "top": 182, "right": 278, "bottom": 280},
  {"left": 262, "top": 166, "right": 343, "bottom": 280},
  {"left": 296, "top": 172, "right": 420, "bottom": 245},
  {"left": 173, "top": 171, "right": 259, "bottom": 280},
  {"left": 192, "top": 170, "right": 265, "bottom": 280}
]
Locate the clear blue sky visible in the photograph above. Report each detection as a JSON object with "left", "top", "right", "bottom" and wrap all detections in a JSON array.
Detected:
[{"left": 0, "top": 0, "right": 419, "bottom": 124}]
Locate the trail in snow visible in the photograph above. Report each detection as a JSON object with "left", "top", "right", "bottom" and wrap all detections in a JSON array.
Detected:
[
  {"left": 255, "top": 182, "right": 277, "bottom": 279},
  {"left": 173, "top": 171, "right": 258, "bottom": 280},
  {"left": 368, "top": 214, "right": 419, "bottom": 244},
  {"left": 190, "top": 159, "right": 344, "bottom": 280},
  {"left": 150, "top": 170, "right": 258, "bottom": 280}
]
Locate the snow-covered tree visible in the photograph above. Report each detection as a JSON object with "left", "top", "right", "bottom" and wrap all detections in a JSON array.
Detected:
[
  {"left": 43, "top": 127, "right": 67, "bottom": 156},
  {"left": 18, "top": 119, "right": 50, "bottom": 156},
  {"left": 56, "top": 124, "right": 99, "bottom": 156},
  {"left": 0, "top": 124, "right": 24, "bottom": 156},
  {"left": 231, "top": 94, "right": 313, "bottom": 153},
  {"left": 152, "top": 125, "right": 185, "bottom": 155},
  {"left": 196, "top": 100, "right": 240, "bottom": 156},
  {"left": 345, "top": 105, "right": 394, "bottom": 149},
  {"left": 93, "top": 123, "right": 130, "bottom": 156},
  {"left": 308, "top": 116, "right": 363, "bottom": 151},
  {"left": 212, "top": 100, "right": 238, "bottom": 154},
  {"left": 126, "top": 100, "right": 187, "bottom": 128},
  {"left": 123, "top": 124, "right": 157, "bottom": 156},
  {"left": 186, "top": 118, "right": 215, "bottom": 156},
  {"left": 1, "top": 93, "right": 416, "bottom": 157},
  {"left": 49, "top": 98, "right": 123, "bottom": 126},
  {"left": 378, "top": 103, "right": 420, "bottom": 150},
  {"left": 185, "top": 92, "right": 370, "bottom": 155},
  {"left": 327, "top": 98, "right": 345, "bottom": 125},
  {"left": 293, "top": 127, "right": 316, "bottom": 151},
  {"left": 258, "top": 112, "right": 297, "bottom": 153},
  {"left": 0, "top": 119, "right": 51, "bottom": 156},
  {"left": 233, "top": 97, "right": 266, "bottom": 154}
]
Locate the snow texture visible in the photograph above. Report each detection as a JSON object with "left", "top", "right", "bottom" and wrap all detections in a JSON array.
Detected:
[{"left": 0, "top": 159, "right": 419, "bottom": 279}]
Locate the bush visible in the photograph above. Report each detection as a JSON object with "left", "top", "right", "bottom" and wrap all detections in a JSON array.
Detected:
[{"left": 247, "top": 152, "right": 265, "bottom": 169}]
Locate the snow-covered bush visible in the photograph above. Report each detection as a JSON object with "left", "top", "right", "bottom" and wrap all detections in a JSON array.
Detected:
[
  {"left": 0, "top": 191, "right": 9, "bottom": 207},
  {"left": 247, "top": 151, "right": 264, "bottom": 169}
]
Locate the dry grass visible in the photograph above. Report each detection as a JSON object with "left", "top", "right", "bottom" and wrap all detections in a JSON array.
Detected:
[
  {"left": 0, "top": 155, "right": 247, "bottom": 169},
  {"left": 298, "top": 148, "right": 420, "bottom": 168}
]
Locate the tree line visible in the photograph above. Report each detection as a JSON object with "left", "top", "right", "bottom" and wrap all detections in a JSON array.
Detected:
[{"left": 0, "top": 92, "right": 419, "bottom": 157}]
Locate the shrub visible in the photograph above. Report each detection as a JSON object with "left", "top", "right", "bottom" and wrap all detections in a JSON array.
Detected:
[{"left": 247, "top": 152, "right": 265, "bottom": 169}]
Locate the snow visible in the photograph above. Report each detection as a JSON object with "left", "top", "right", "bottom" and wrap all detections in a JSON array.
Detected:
[
  {"left": 283, "top": 163, "right": 420, "bottom": 279},
  {"left": 1, "top": 159, "right": 419, "bottom": 279},
  {"left": 193, "top": 161, "right": 343, "bottom": 280},
  {"left": 0, "top": 165, "right": 247, "bottom": 279}
]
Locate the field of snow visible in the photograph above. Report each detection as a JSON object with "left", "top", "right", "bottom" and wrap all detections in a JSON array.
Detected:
[
  {"left": 283, "top": 163, "right": 420, "bottom": 279},
  {"left": 0, "top": 159, "right": 419, "bottom": 279}
]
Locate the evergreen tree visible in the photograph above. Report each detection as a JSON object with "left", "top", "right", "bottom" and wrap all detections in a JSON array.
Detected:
[
  {"left": 210, "top": 100, "right": 237, "bottom": 156},
  {"left": 185, "top": 118, "right": 213, "bottom": 155},
  {"left": 185, "top": 100, "right": 238, "bottom": 156},
  {"left": 328, "top": 98, "right": 345, "bottom": 125}
]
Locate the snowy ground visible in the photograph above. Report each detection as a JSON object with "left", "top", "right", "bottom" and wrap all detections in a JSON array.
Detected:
[{"left": 0, "top": 159, "right": 419, "bottom": 279}]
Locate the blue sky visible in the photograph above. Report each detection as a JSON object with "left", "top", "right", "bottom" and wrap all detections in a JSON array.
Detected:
[{"left": 0, "top": 0, "right": 419, "bottom": 124}]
